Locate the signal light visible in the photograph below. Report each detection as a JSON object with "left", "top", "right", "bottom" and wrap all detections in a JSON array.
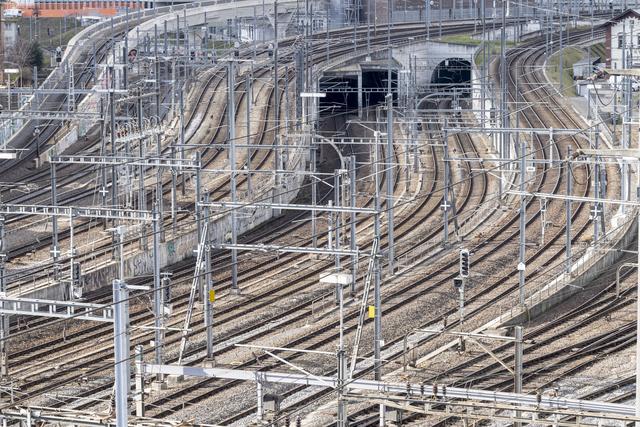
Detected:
[
  {"left": 72, "top": 261, "right": 82, "bottom": 285},
  {"left": 459, "top": 249, "right": 470, "bottom": 278}
]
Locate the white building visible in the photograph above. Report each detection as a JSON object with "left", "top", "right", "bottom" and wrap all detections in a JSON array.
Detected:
[{"left": 605, "top": 9, "right": 640, "bottom": 70}]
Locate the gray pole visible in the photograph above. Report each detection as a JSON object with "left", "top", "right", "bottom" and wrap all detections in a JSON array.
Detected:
[
  {"left": 500, "top": 23, "right": 507, "bottom": 199},
  {"left": 518, "top": 141, "right": 526, "bottom": 306},
  {"left": 311, "top": 141, "right": 318, "bottom": 248},
  {"left": 559, "top": 4, "right": 564, "bottom": 95},
  {"left": 458, "top": 281, "right": 465, "bottom": 323},
  {"left": 481, "top": 0, "right": 486, "bottom": 127},
  {"left": 565, "top": 146, "right": 572, "bottom": 274},
  {"left": 228, "top": 60, "right": 239, "bottom": 293},
  {"left": 274, "top": 0, "right": 280, "bottom": 179},
  {"left": 337, "top": 349, "right": 347, "bottom": 426},
  {"left": 625, "top": 23, "right": 633, "bottom": 207},
  {"left": 152, "top": 205, "right": 164, "bottom": 378},
  {"left": 246, "top": 74, "right": 252, "bottom": 197},
  {"left": 636, "top": 186, "right": 640, "bottom": 426},
  {"left": 203, "top": 195, "right": 214, "bottom": 360},
  {"left": 179, "top": 90, "right": 186, "bottom": 196},
  {"left": 373, "top": 130, "right": 384, "bottom": 427},
  {"left": 443, "top": 124, "right": 450, "bottom": 246},
  {"left": 385, "top": 94, "right": 395, "bottom": 273},
  {"left": 326, "top": 1, "right": 330, "bottom": 62},
  {"left": 135, "top": 345, "right": 145, "bottom": 417},
  {"left": 0, "top": 216, "right": 6, "bottom": 378},
  {"left": 51, "top": 163, "right": 59, "bottom": 263},
  {"left": 196, "top": 151, "right": 203, "bottom": 250},
  {"left": 514, "top": 325, "right": 523, "bottom": 415},
  {"left": 137, "top": 95, "right": 147, "bottom": 249},
  {"left": 350, "top": 155, "right": 357, "bottom": 296},
  {"left": 110, "top": 66, "right": 118, "bottom": 223},
  {"left": 425, "top": 0, "right": 430, "bottom": 37},
  {"left": 100, "top": 99, "right": 108, "bottom": 220},
  {"left": 593, "top": 132, "right": 600, "bottom": 242},
  {"left": 112, "top": 279, "right": 130, "bottom": 427}
]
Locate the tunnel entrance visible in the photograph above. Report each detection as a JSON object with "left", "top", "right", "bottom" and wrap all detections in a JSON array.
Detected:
[
  {"left": 319, "top": 69, "right": 397, "bottom": 114},
  {"left": 431, "top": 58, "right": 472, "bottom": 97}
]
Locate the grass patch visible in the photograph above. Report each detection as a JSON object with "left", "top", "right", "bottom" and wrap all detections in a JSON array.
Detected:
[
  {"left": 440, "top": 33, "right": 519, "bottom": 69},
  {"left": 440, "top": 33, "right": 482, "bottom": 46},
  {"left": 589, "top": 42, "right": 605, "bottom": 62},
  {"left": 546, "top": 46, "right": 584, "bottom": 97}
]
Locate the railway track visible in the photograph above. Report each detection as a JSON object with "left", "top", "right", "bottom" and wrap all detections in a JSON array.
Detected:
[
  {"left": 346, "top": 25, "right": 626, "bottom": 427},
  {"left": 2, "top": 20, "right": 486, "bottom": 290},
  {"left": 1, "top": 12, "right": 622, "bottom": 427},
  {"left": 0, "top": 18, "right": 500, "bottom": 426},
  {"left": 1, "top": 18, "right": 476, "bottom": 412}
]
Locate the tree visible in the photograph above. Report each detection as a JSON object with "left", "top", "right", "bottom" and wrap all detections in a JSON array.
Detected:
[{"left": 27, "top": 41, "right": 43, "bottom": 69}]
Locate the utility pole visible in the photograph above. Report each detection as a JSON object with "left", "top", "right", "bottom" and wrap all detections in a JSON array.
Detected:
[
  {"left": 499, "top": 21, "right": 507, "bottom": 199},
  {"left": 228, "top": 60, "right": 239, "bottom": 293},
  {"left": 350, "top": 155, "right": 357, "bottom": 296},
  {"left": 373, "top": 130, "right": 384, "bottom": 427},
  {"left": 514, "top": 325, "right": 524, "bottom": 427},
  {"left": 0, "top": 216, "right": 6, "bottom": 378},
  {"left": 246, "top": 74, "right": 253, "bottom": 198},
  {"left": 203, "top": 195, "right": 214, "bottom": 361},
  {"left": 386, "top": 94, "right": 395, "bottom": 274},
  {"left": 50, "top": 162, "right": 60, "bottom": 264},
  {"left": 152, "top": 205, "right": 164, "bottom": 383},
  {"left": 566, "top": 146, "right": 572, "bottom": 274},
  {"left": 273, "top": 0, "right": 281, "bottom": 201},
  {"left": 636, "top": 182, "right": 640, "bottom": 427},
  {"left": 559, "top": 3, "right": 564, "bottom": 95},
  {"left": 518, "top": 141, "right": 526, "bottom": 306},
  {"left": 443, "top": 124, "right": 450, "bottom": 246}
]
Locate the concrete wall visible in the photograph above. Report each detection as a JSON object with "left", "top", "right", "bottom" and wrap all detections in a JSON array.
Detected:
[
  {"left": 502, "top": 214, "right": 636, "bottom": 327},
  {"left": 322, "top": 39, "right": 475, "bottom": 90}
]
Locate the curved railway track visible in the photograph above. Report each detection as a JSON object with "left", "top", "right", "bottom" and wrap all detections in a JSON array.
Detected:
[
  {"left": 347, "top": 25, "right": 626, "bottom": 427},
  {"left": 0, "top": 13, "right": 623, "bottom": 427},
  {"left": 0, "top": 20, "right": 482, "bottom": 418}
]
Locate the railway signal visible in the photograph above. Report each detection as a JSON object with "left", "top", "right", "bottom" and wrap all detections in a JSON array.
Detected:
[
  {"left": 71, "top": 261, "right": 81, "bottom": 286},
  {"left": 459, "top": 249, "right": 470, "bottom": 278},
  {"left": 71, "top": 261, "right": 83, "bottom": 299}
]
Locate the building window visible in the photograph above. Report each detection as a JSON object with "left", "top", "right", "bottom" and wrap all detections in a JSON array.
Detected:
[{"left": 619, "top": 33, "right": 624, "bottom": 49}]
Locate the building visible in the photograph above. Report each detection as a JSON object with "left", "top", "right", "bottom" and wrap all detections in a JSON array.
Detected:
[
  {"left": 7, "top": 0, "right": 175, "bottom": 17},
  {"left": 604, "top": 9, "right": 640, "bottom": 70},
  {"left": 572, "top": 57, "right": 601, "bottom": 80}
]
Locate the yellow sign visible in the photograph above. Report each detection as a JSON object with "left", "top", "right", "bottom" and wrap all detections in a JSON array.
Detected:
[
  {"left": 209, "top": 289, "right": 216, "bottom": 303},
  {"left": 368, "top": 305, "right": 375, "bottom": 319}
]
